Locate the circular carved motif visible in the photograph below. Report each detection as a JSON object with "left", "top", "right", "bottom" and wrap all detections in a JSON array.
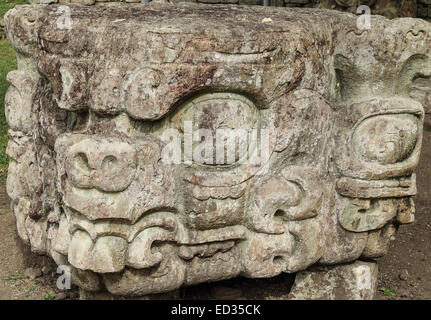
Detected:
[
  {"left": 174, "top": 92, "right": 260, "bottom": 167},
  {"left": 352, "top": 114, "right": 418, "bottom": 165}
]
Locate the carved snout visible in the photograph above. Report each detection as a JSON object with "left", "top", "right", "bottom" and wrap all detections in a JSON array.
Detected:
[
  {"left": 249, "top": 166, "right": 323, "bottom": 234},
  {"left": 65, "top": 139, "right": 137, "bottom": 192}
]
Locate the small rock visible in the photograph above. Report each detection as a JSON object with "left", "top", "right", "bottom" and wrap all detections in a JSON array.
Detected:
[
  {"left": 55, "top": 292, "right": 68, "bottom": 300},
  {"left": 398, "top": 288, "right": 409, "bottom": 298},
  {"left": 399, "top": 269, "right": 409, "bottom": 281},
  {"left": 25, "top": 267, "right": 42, "bottom": 280},
  {"left": 41, "top": 265, "right": 53, "bottom": 275},
  {"left": 211, "top": 286, "right": 244, "bottom": 300},
  {"left": 390, "top": 236, "right": 396, "bottom": 241}
]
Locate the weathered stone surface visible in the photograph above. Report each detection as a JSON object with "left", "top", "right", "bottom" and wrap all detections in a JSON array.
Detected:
[
  {"left": 22, "top": 0, "right": 431, "bottom": 20},
  {"left": 288, "top": 261, "right": 378, "bottom": 300},
  {"left": 411, "top": 77, "right": 431, "bottom": 113},
  {"left": 0, "top": 18, "right": 6, "bottom": 40},
  {"left": 4, "top": 3, "right": 429, "bottom": 299}
]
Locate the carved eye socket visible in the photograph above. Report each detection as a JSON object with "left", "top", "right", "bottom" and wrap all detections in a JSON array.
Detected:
[
  {"left": 175, "top": 93, "right": 259, "bottom": 166},
  {"left": 352, "top": 114, "right": 418, "bottom": 165},
  {"left": 74, "top": 153, "right": 92, "bottom": 173},
  {"left": 102, "top": 155, "right": 118, "bottom": 172}
]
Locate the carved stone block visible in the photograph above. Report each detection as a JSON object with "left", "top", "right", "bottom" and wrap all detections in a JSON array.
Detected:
[{"left": 4, "top": 3, "right": 429, "bottom": 298}]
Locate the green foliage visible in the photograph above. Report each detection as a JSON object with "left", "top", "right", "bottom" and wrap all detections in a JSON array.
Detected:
[
  {"left": 44, "top": 292, "right": 56, "bottom": 300},
  {"left": 23, "top": 285, "right": 36, "bottom": 298},
  {"left": 379, "top": 287, "right": 397, "bottom": 297},
  {"left": 3, "top": 273, "right": 28, "bottom": 281},
  {"left": 0, "top": 0, "right": 28, "bottom": 19}
]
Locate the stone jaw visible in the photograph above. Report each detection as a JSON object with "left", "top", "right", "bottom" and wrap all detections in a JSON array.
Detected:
[{"left": 4, "top": 3, "right": 429, "bottom": 299}]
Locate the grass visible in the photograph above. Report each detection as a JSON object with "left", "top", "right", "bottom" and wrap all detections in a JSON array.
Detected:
[
  {"left": 1, "top": 0, "right": 28, "bottom": 19},
  {"left": 44, "top": 292, "right": 56, "bottom": 300},
  {"left": 2, "top": 273, "right": 28, "bottom": 281},
  {"left": 379, "top": 287, "right": 397, "bottom": 297},
  {"left": 23, "top": 285, "right": 35, "bottom": 298}
]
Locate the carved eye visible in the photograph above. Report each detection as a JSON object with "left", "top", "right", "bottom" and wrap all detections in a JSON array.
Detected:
[
  {"left": 102, "top": 155, "right": 118, "bottom": 172},
  {"left": 352, "top": 114, "right": 418, "bottom": 164},
  {"left": 74, "top": 153, "right": 92, "bottom": 173},
  {"left": 175, "top": 93, "right": 259, "bottom": 166},
  {"left": 68, "top": 152, "right": 93, "bottom": 189}
]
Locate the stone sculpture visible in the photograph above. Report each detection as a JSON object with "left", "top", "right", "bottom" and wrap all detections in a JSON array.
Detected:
[{"left": 4, "top": 3, "right": 430, "bottom": 299}]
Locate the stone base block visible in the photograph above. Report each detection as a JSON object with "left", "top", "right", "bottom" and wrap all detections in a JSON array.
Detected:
[{"left": 288, "top": 261, "right": 378, "bottom": 300}]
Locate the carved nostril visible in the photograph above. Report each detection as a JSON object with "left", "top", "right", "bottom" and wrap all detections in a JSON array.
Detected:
[
  {"left": 74, "top": 153, "right": 92, "bottom": 173},
  {"left": 25, "top": 12, "right": 36, "bottom": 24},
  {"left": 112, "top": 87, "right": 119, "bottom": 96},
  {"left": 272, "top": 256, "right": 285, "bottom": 266},
  {"left": 274, "top": 209, "right": 287, "bottom": 220},
  {"left": 102, "top": 155, "right": 118, "bottom": 172}
]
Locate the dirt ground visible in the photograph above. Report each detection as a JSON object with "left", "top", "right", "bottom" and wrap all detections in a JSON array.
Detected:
[
  {"left": 373, "top": 115, "right": 431, "bottom": 300},
  {"left": 0, "top": 118, "right": 430, "bottom": 300}
]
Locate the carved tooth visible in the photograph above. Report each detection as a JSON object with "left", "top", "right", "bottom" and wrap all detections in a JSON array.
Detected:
[
  {"left": 68, "top": 230, "right": 93, "bottom": 271},
  {"left": 286, "top": 219, "right": 323, "bottom": 273},
  {"left": 176, "top": 225, "right": 248, "bottom": 245},
  {"left": 90, "top": 236, "right": 127, "bottom": 273},
  {"left": 104, "top": 245, "right": 186, "bottom": 296},
  {"left": 178, "top": 241, "right": 235, "bottom": 260},
  {"left": 178, "top": 246, "right": 194, "bottom": 260},
  {"left": 52, "top": 215, "right": 71, "bottom": 256},
  {"left": 242, "top": 233, "right": 293, "bottom": 278},
  {"left": 25, "top": 216, "right": 47, "bottom": 254},
  {"left": 69, "top": 230, "right": 127, "bottom": 273},
  {"left": 14, "top": 197, "right": 30, "bottom": 244},
  {"left": 339, "top": 198, "right": 398, "bottom": 232},
  {"left": 192, "top": 185, "right": 246, "bottom": 200},
  {"left": 4, "top": 71, "right": 37, "bottom": 133},
  {"left": 191, "top": 185, "right": 211, "bottom": 201}
]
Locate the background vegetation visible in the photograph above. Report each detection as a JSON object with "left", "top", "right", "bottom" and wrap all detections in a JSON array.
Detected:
[{"left": 1, "top": 0, "right": 27, "bottom": 18}]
